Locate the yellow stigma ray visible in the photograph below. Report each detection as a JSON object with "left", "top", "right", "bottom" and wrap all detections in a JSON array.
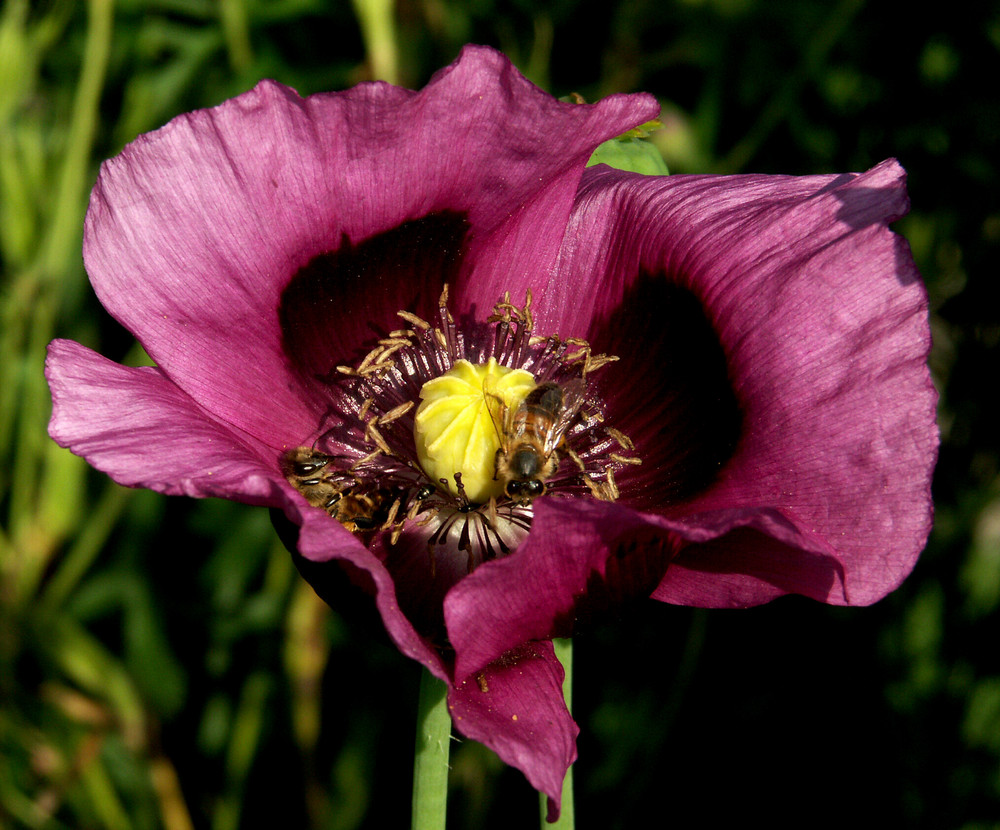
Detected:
[{"left": 414, "top": 358, "right": 535, "bottom": 503}]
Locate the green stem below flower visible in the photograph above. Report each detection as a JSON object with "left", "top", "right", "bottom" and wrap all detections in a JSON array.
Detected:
[
  {"left": 540, "top": 637, "right": 575, "bottom": 828},
  {"left": 412, "top": 668, "right": 451, "bottom": 830}
]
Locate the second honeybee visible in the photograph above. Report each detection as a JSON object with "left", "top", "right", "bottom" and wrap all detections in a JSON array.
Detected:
[{"left": 280, "top": 447, "right": 390, "bottom": 533}]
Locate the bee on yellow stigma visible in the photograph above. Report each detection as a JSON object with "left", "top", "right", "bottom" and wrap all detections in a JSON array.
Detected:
[{"left": 414, "top": 358, "right": 535, "bottom": 503}]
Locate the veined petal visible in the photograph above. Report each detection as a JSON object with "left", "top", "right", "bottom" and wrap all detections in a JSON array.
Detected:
[
  {"left": 83, "top": 45, "right": 657, "bottom": 447},
  {"left": 448, "top": 640, "right": 576, "bottom": 821},
  {"left": 548, "top": 159, "right": 936, "bottom": 606},
  {"left": 46, "top": 339, "right": 283, "bottom": 504}
]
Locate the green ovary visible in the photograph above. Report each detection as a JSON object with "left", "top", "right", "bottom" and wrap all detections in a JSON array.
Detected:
[{"left": 414, "top": 358, "right": 536, "bottom": 503}]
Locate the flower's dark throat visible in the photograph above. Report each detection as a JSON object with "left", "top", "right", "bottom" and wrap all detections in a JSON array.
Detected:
[{"left": 280, "top": 287, "right": 640, "bottom": 572}]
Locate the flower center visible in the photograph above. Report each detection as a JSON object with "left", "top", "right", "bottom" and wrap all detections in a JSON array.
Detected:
[
  {"left": 414, "top": 358, "right": 535, "bottom": 503},
  {"left": 280, "top": 287, "right": 640, "bottom": 569}
]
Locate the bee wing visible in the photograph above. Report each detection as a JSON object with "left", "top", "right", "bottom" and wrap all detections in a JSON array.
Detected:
[
  {"left": 482, "top": 374, "right": 511, "bottom": 449},
  {"left": 543, "top": 378, "right": 587, "bottom": 454}
]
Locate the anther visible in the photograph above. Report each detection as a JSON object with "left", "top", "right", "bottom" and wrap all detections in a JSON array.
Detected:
[
  {"left": 398, "top": 310, "right": 431, "bottom": 330},
  {"left": 381, "top": 496, "right": 402, "bottom": 530},
  {"left": 364, "top": 420, "right": 393, "bottom": 455},
  {"left": 607, "top": 427, "right": 634, "bottom": 450},
  {"left": 350, "top": 448, "right": 384, "bottom": 471},
  {"left": 610, "top": 453, "right": 643, "bottom": 465},
  {"left": 379, "top": 401, "right": 414, "bottom": 425},
  {"left": 604, "top": 468, "right": 620, "bottom": 500}
]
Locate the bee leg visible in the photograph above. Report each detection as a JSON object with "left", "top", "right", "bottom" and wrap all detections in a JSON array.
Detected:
[{"left": 323, "top": 492, "right": 343, "bottom": 516}]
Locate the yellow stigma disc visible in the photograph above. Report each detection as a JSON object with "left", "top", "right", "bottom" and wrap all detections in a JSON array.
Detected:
[{"left": 413, "top": 358, "right": 535, "bottom": 503}]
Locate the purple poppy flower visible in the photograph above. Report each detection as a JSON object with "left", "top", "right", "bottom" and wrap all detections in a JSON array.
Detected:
[{"left": 45, "top": 44, "right": 937, "bottom": 818}]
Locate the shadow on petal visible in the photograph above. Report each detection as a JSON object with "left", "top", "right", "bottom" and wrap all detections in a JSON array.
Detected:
[
  {"left": 553, "top": 524, "right": 677, "bottom": 635},
  {"left": 279, "top": 211, "right": 470, "bottom": 381},
  {"left": 589, "top": 275, "right": 743, "bottom": 511}
]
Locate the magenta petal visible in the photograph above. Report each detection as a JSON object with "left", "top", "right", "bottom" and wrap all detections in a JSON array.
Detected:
[
  {"left": 549, "top": 159, "right": 936, "bottom": 606},
  {"left": 448, "top": 640, "right": 576, "bottom": 820},
  {"left": 648, "top": 505, "right": 850, "bottom": 607},
  {"left": 47, "top": 339, "right": 448, "bottom": 678},
  {"left": 651, "top": 522, "right": 839, "bottom": 607},
  {"left": 46, "top": 339, "right": 284, "bottom": 504}
]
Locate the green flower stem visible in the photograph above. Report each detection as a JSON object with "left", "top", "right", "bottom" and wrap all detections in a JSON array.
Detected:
[
  {"left": 541, "top": 637, "right": 574, "bottom": 828},
  {"left": 412, "top": 668, "right": 451, "bottom": 830}
]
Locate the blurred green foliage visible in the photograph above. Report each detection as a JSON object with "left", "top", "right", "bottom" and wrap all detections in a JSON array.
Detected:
[{"left": 1, "top": 0, "right": 997, "bottom": 827}]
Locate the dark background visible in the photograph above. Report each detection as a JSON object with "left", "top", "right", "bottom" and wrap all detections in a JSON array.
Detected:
[{"left": 1, "top": 0, "right": 996, "bottom": 827}]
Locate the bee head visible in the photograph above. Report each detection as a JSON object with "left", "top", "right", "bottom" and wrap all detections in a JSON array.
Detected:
[{"left": 505, "top": 478, "right": 546, "bottom": 502}]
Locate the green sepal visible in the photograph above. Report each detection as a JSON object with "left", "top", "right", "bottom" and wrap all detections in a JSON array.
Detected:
[{"left": 587, "top": 120, "right": 669, "bottom": 175}]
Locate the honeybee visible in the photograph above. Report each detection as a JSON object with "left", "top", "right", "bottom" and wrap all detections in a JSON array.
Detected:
[
  {"left": 280, "top": 447, "right": 390, "bottom": 533},
  {"left": 488, "top": 379, "right": 586, "bottom": 505}
]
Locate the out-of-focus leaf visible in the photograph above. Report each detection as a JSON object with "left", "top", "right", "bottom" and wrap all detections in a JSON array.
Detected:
[
  {"left": 588, "top": 127, "right": 669, "bottom": 175},
  {"left": 213, "top": 672, "right": 273, "bottom": 830},
  {"left": 960, "top": 489, "right": 1000, "bottom": 618},
  {"left": 43, "top": 617, "right": 147, "bottom": 750},
  {"left": 964, "top": 678, "right": 1000, "bottom": 752},
  {"left": 121, "top": 576, "right": 187, "bottom": 718}
]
